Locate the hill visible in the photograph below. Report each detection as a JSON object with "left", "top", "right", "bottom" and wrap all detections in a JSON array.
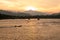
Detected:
[
  {"left": 0, "top": 10, "right": 60, "bottom": 19},
  {"left": 0, "top": 10, "right": 31, "bottom": 19},
  {"left": 23, "top": 10, "right": 48, "bottom": 15}
]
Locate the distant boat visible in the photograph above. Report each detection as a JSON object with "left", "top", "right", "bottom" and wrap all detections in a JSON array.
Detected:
[{"left": 14, "top": 25, "right": 22, "bottom": 27}]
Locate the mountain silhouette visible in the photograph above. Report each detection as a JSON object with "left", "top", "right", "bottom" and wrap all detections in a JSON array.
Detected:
[
  {"left": 0, "top": 10, "right": 31, "bottom": 16},
  {"left": 52, "top": 12, "right": 60, "bottom": 15},
  {"left": 0, "top": 10, "right": 60, "bottom": 19},
  {"left": 0, "top": 10, "right": 31, "bottom": 19},
  {"left": 23, "top": 10, "right": 48, "bottom": 15}
]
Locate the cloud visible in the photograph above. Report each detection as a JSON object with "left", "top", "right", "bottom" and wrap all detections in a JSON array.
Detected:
[{"left": 0, "top": 0, "right": 60, "bottom": 12}]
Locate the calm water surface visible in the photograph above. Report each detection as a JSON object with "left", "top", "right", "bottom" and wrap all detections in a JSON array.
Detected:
[{"left": 0, "top": 19, "right": 60, "bottom": 40}]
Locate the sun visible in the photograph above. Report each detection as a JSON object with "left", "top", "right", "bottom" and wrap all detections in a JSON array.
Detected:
[{"left": 25, "top": 6, "right": 37, "bottom": 11}]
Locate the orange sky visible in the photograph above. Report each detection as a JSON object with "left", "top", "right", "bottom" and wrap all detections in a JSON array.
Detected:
[{"left": 0, "top": 0, "right": 60, "bottom": 13}]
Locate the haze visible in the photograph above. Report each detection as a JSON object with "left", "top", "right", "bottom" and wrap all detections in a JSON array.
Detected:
[{"left": 0, "top": 0, "right": 60, "bottom": 13}]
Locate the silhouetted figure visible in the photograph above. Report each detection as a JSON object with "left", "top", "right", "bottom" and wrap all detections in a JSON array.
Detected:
[
  {"left": 28, "top": 18, "right": 30, "bottom": 20},
  {"left": 37, "top": 18, "right": 40, "bottom": 20}
]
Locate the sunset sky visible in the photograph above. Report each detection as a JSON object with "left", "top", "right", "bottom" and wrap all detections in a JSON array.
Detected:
[{"left": 0, "top": 0, "right": 60, "bottom": 13}]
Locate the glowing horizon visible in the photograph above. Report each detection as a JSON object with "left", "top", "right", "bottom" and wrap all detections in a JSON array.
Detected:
[
  {"left": 25, "top": 6, "right": 37, "bottom": 11},
  {"left": 0, "top": 0, "right": 60, "bottom": 13}
]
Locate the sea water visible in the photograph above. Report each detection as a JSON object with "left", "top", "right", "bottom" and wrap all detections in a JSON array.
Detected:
[{"left": 0, "top": 19, "right": 60, "bottom": 40}]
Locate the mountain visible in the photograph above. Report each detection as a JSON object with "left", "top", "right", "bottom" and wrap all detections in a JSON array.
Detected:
[
  {"left": 0, "top": 10, "right": 60, "bottom": 19},
  {"left": 0, "top": 10, "right": 31, "bottom": 16},
  {"left": 0, "top": 10, "right": 31, "bottom": 19},
  {"left": 23, "top": 10, "right": 48, "bottom": 15},
  {"left": 52, "top": 12, "right": 60, "bottom": 15}
]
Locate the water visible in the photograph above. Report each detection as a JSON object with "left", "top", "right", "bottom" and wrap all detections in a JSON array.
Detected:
[{"left": 0, "top": 19, "right": 60, "bottom": 40}]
